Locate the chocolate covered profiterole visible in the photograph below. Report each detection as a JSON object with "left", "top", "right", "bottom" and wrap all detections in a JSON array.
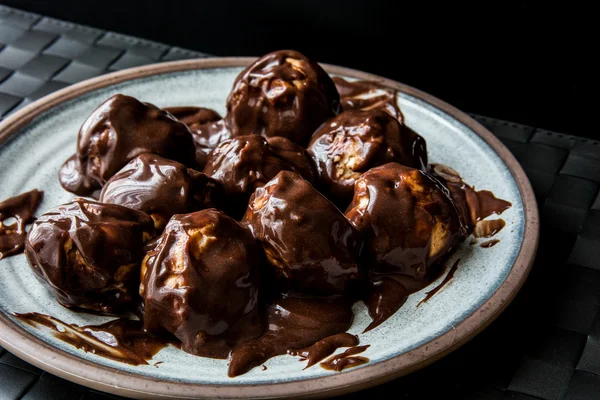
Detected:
[
  {"left": 308, "top": 109, "right": 428, "bottom": 207},
  {"left": 243, "top": 171, "right": 362, "bottom": 296},
  {"left": 346, "top": 163, "right": 463, "bottom": 281},
  {"left": 25, "top": 199, "right": 154, "bottom": 313},
  {"left": 99, "top": 154, "right": 223, "bottom": 231},
  {"left": 140, "top": 209, "right": 263, "bottom": 358},
  {"left": 345, "top": 163, "right": 464, "bottom": 331},
  {"left": 59, "top": 94, "right": 195, "bottom": 196},
  {"left": 225, "top": 50, "right": 340, "bottom": 145},
  {"left": 203, "top": 135, "right": 316, "bottom": 216}
]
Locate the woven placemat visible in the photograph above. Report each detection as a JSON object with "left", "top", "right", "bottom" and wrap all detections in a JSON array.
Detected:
[{"left": 1, "top": 5, "right": 600, "bottom": 400}]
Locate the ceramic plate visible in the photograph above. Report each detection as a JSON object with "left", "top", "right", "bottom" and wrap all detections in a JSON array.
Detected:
[{"left": 0, "top": 58, "right": 538, "bottom": 399}]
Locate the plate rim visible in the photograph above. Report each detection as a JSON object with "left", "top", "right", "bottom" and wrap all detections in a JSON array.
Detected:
[{"left": 0, "top": 57, "right": 539, "bottom": 399}]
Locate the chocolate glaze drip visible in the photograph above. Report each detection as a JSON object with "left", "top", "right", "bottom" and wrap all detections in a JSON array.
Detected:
[
  {"left": 228, "top": 295, "right": 354, "bottom": 377},
  {"left": 15, "top": 312, "right": 170, "bottom": 365},
  {"left": 59, "top": 94, "right": 195, "bottom": 196},
  {"left": 430, "top": 164, "right": 512, "bottom": 234},
  {"left": 320, "top": 345, "right": 370, "bottom": 372},
  {"left": 363, "top": 277, "right": 409, "bottom": 332},
  {"left": 417, "top": 258, "right": 461, "bottom": 307},
  {"left": 288, "top": 333, "right": 359, "bottom": 369},
  {"left": 0, "top": 189, "right": 43, "bottom": 260},
  {"left": 474, "top": 219, "right": 506, "bottom": 238},
  {"left": 225, "top": 50, "right": 340, "bottom": 145},
  {"left": 308, "top": 109, "right": 427, "bottom": 208},
  {"left": 332, "top": 76, "right": 403, "bottom": 122},
  {"left": 480, "top": 239, "right": 500, "bottom": 248}
]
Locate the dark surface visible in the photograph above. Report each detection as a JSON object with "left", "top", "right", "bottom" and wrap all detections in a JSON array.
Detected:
[
  {"left": 0, "top": 1, "right": 594, "bottom": 140},
  {"left": 1, "top": 5, "right": 600, "bottom": 400}
]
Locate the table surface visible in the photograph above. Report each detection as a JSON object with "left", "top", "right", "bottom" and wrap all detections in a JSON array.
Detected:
[{"left": 1, "top": 5, "right": 600, "bottom": 400}]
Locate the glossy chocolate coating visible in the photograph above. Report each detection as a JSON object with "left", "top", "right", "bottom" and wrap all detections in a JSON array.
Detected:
[
  {"left": 190, "top": 120, "right": 233, "bottom": 169},
  {"left": 332, "top": 76, "right": 403, "bottom": 122},
  {"left": 203, "top": 135, "right": 316, "bottom": 215},
  {"left": 141, "top": 209, "right": 263, "bottom": 357},
  {"left": 163, "top": 106, "right": 221, "bottom": 131},
  {"left": 429, "top": 163, "right": 511, "bottom": 235},
  {"left": 59, "top": 94, "right": 195, "bottom": 196},
  {"left": 0, "top": 189, "right": 43, "bottom": 260},
  {"left": 225, "top": 50, "right": 340, "bottom": 145},
  {"left": 163, "top": 107, "right": 229, "bottom": 169},
  {"left": 99, "top": 154, "right": 223, "bottom": 231},
  {"left": 25, "top": 199, "right": 154, "bottom": 312},
  {"left": 243, "top": 171, "right": 362, "bottom": 296},
  {"left": 308, "top": 109, "right": 427, "bottom": 207},
  {"left": 346, "top": 163, "right": 461, "bottom": 281}
]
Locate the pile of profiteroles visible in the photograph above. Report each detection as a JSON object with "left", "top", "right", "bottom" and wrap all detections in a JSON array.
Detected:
[{"left": 14, "top": 50, "right": 510, "bottom": 376}]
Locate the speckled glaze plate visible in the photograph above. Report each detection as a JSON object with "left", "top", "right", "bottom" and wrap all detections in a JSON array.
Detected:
[{"left": 0, "top": 58, "right": 538, "bottom": 399}]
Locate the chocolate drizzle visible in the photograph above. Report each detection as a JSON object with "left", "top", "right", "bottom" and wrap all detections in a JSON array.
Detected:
[
  {"left": 320, "top": 345, "right": 370, "bottom": 372},
  {"left": 288, "top": 333, "right": 359, "bottom": 369},
  {"left": 333, "top": 77, "right": 403, "bottom": 122},
  {"left": 15, "top": 312, "right": 170, "bottom": 365},
  {"left": 417, "top": 259, "right": 461, "bottom": 307},
  {"left": 480, "top": 239, "right": 500, "bottom": 248},
  {"left": 430, "top": 163, "right": 511, "bottom": 234},
  {"left": 227, "top": 295, "right": 354, "bottom": 377},
  {"left": 363, "top": 277, "right": 409, "bottom": 332},
  {"left": 474, "top": 219, "right": 506, "bottom": 238},
  {"left": 0, "top": 189, "right": 43, "bottom": 260}
]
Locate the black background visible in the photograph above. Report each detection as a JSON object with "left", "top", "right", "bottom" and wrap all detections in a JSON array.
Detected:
[{"left": 1, "top": 0, "right": 595, "bottom": 139}]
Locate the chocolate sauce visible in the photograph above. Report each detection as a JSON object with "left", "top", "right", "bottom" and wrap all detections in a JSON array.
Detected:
[
  {"left": 0, "top": 189, "right": 43, "bottom": 260},
  {"left": 189, "top": 120, "right": 233, "bottom": 169},
  {"left": 417, "top": 259, "right": 461, "bottom": 307},
  {"left": 430, "top": 164, "right": 512, "bottom": 233},
  {"left": 473, "top": 191, "right": 512, "bottom": 221},
  {"left": 474, "top": 219, "right": 506, "bottom": 238},
  {"left": 332, "top": 76, "right": 403, "bottom": 122},
  {"left": 320, "top": 345, "right": 370, "bottom": 372},
  {"left": 227, "top": 295, "right": 354, "bottom": 377},
  {"left": 363, "top": 277, "right": 409, "bottom": 332},
  {"left": 480, "top": 239, "right": 500, "bottom": 248},
  {"left": 288, "top": 333, "right": 359, "bottom": 369},
  {"left": 15, "top": 312, "right": 170, "bottom": 365},
  {"left": 164, "top": 106, "right": 221, "bottom": 131},
  {"left": 163, "top": 107, "right": 231, "bottom": 170}
]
